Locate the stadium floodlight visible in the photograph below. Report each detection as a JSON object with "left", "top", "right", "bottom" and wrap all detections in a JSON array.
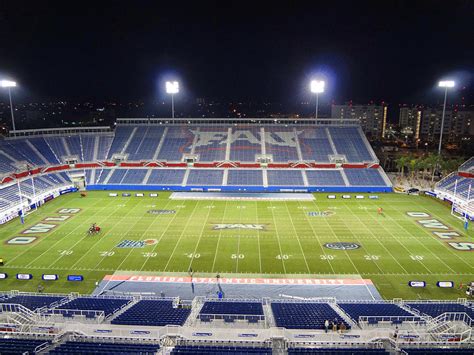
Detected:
[
  {"left": 437, "top": 79, "right": 455, "bottom": 155},
  {"left": 310, "top": 80, "right": 325, "bottom": 119},
  {"left": 438, "top": 80, "right": 455, "bottom": 88},
  {"left": 166, "top": 81, "right": 179, "bottom": 118},
  {"left": 0, "top": 80, "right": 17, "bottom": 131}
]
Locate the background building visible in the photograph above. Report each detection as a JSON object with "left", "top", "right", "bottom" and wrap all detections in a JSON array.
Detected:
[
  {"left": 399, "top": 106, "right": 422, "bottom": 140},
  {"left": 331, "top": 103, "right": 387, "bottom": 139}
]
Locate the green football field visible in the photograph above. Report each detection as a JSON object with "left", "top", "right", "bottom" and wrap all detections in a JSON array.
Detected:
[{"left": 0, "top": 191, "right": 472, "bottom": 300}]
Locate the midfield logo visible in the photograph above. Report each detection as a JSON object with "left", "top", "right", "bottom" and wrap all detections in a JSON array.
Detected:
[
  {"left": 116, "top": 239, "right": 158, "bottom": 248},
  {"left": 324, "top": 242, "right": 360, "bottom": 250},
  {"left": 213, "top": 224, "right": 265, "bottom": 230}
]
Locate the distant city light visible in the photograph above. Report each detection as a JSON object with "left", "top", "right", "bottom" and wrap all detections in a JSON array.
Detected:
[
  {"left": 310, "top": 80, "right": 325, "bottom": 93},
  {"left": 0, "top": 80, "right": 17, "bottom": 88},
  {"left": 166, "top": 81, "right": 179, "bottom": 94},
  {"left": 438, "top": 80, "right": 455, "bottom": 88}
]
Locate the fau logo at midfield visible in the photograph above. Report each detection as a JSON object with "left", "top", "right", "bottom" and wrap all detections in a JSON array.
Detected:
[{"left": 116, "top": 239, "right": 158, "bottom": 248}]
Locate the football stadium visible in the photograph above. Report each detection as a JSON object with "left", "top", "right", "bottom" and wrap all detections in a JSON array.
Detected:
[{"left": 0, "top": 119, "right": 472, "bottom": 354}]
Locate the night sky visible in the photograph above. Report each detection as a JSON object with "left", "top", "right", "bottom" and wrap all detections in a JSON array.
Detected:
[{"left": 0, "top": 1, "right": 472, "bottom": 105}]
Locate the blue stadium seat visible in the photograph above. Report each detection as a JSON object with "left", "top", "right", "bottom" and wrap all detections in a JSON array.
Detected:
[
  {"left": 271, "top": 302, "right": 350, "bottom": 330},
  {"left": 111, "top": 300, "right": 191, "bottom": 326}
]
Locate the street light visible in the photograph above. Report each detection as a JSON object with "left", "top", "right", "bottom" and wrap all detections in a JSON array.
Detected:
[
  {"left": 310, "top": 80, "right": 325, "bottom": 119},
  {"left": 1, "top": 80, "right": 17, "bottom": 131},
  {"left": 166, "top": 81, "right": 179, "bottom": 118},
  {"left": 437, "top": 80, "right": 455, "bottom": 155}
]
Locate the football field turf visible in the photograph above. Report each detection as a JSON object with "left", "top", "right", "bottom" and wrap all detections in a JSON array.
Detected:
[{"left": 0, "top": 191, "right": 472, "bottom": 300}]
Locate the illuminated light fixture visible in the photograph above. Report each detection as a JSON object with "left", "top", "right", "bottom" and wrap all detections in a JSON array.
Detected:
[
  {"left": 438, "top": 80, "right": 455, "bottom": 88},
  {"left": 0, "top": 80, "right": 17, "bottom": 88},
  {"left": 166, "top": 81, "right": 179, "bottom": 94},
  {"left": 0, "top": 79, "right": 17, "bottom": 130},
  {"left": 310, "top": 80, "right": 325, "bottom": 93}
]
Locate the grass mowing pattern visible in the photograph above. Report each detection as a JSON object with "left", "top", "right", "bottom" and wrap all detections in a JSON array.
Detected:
[{"left": 0, "top": 191, "right": 472, "bottom": 300}]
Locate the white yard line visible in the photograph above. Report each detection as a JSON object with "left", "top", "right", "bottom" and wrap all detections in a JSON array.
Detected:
[
  {"left": 186, "top": 202, "right": 214, "bottom": 271},
  {"left": 312, "top": 200, "right": 363, "bottom": 276},
  {"left": 380, "top": 205, "right": 458, "bottom": 273},
  {"left": 138, "top": 199, "right": 185, "bottom": 271},
  {"left": 26, "top": 199, "right": 120, "bottom": 268},
  {"left": 342, "top": 201, "right": 410, "bottom": 274},
  {"left": 162, "top": 201, "right": 203, "bottom": 271},
  {"left": 58, "top": 199, "right": 146, "bottom": 269},
  {"left": 269, "top": 201, "right": 287, "bottom": 274},
  {"left": 255, "top": 201, "right": 263, "bottom": 274},
  {"left": 296, "top": 201, "right": 336, "bottom": 273},
  {"left": 211, "top": 201, "right": 228, "bottom": 273},
  {"left": 5, "top": 196, "right": 88, "bottom": 265},
  {"left": 284, "top": 202, "right": 311, "bottom": 273}
]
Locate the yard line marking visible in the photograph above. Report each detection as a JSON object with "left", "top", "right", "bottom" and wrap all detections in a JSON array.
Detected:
[
  {"left": 162, "top": 200, "right": 202, "bottom": 271},
  {"left": 297, "top": 201, "right": 336, "bottom": 274},
  {"left": 138, "top": 198, "right": 184, "bottom": 271},
  {"left": 211, "top": 201, "right": 228, "bottom": 273},
  {"left": 345, "top": 201, "right": 410, "bottom": 274},
  {"left": 382, "top": 203, "right": 458, "bottom": 273},
  {"left": 311, "top": 200, "right": 362, "bottom": 275},
  {"left": 4, "top": 195, "right": 91, "bottom": 265},
  {"left": 61, "top": 198, "right": 147, "bottom": 270},
  {"left": 187, "top": 201, "right": 214, "bottom": 271},
  {"left": 410, "top": 198, "right": 474, "bottom": 270},
  {"left": 255, "top": 201, "right": 263, "bottom": 274},
  {"left": 284, "top": 202, "right": 311, "bottom": 273},
  {"left": 269, "top": 201, "right": 287, "bottom": 274},
  {"left": 25, "top": 198, "right": 119, "bottom": 268}
]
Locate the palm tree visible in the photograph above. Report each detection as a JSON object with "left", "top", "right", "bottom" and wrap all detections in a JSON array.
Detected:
[{"left": 395, "top": 156, "right": 409, "bottom": 176}]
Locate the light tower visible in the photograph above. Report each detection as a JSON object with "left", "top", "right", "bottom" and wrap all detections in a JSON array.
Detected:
[
  {"left": 166, "top": 81, "right": 179, "bottom": 118},
  {"left": 310, "top": 80, "right": 325, "bottom": 119},
  {"left": 1, "top": 80, "right": 17, "bottom": 131},
  {"left": 437, "top": 80, "right": 455, "bottom": 155}
]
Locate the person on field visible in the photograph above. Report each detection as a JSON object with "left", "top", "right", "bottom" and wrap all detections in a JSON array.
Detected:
[
  {"left": 377, "top": 207, "right": 383, "bottom": 215},
  {"left": 324, "top": 319, "right": 329, "bottom": 333}
]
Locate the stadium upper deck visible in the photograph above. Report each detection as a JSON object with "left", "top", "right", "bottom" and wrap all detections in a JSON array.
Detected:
[{"left": 0, "top": 119, "right": 392, "bottom": 222}]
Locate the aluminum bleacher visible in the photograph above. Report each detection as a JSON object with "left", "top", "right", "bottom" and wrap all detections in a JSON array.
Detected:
[
  {"left": 267, "top": 170, "right": 304, "bottom": 186},
  {"left": 306, "top": 170, "right": 345, "bottom": 186},
  {"left": 227, "top": 169, "right": 263, "bottom": 186},
  {"left": 56, "top": 297, "right": 132, "bottom": 317},
  {"left": 337, "top": 302, "right": 420, "bottom": 324},
  {"left": 344, "top": 169, "right": 386, "bottom": 186},
  {"left": 50, "top": 340, "right": 160, "bottom": 355},
  {"left": 111, "top": 299, "right": 191, "bottom": 326},
  {"left": 147, "top": 169, "right": 186, "bottom": 185},
  {"left": 187, "top": 169, "right": 224, "bottom": 185},
  {"left": 271, "top": 302, "right": 350, "bottom": 330},
  {"left": 299, "top": 127, "right": 334, "bottom": 162}
]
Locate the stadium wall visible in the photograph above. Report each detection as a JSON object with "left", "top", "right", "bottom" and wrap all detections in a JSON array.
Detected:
[{"left": 86, "top": 184, "right": 392, "bottom": 193}]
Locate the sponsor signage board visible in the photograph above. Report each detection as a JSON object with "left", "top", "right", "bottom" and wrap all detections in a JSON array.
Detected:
[
  {"left": 408, "top": 281, "right": 426, "bottom": 288},
  {"left": 122, "top": 193, "right": 131, "bottom": 197},
  {"left": 369, "top": 195, "right": 379, "bottom": 199},
  {"left": 342, "top": 195, "right": 351, "bottom": 199},
  {"left": 149, "top": 193, "right": 158, "bottom": 197},
  {"left": 67, "top": 275, "right": 84, "bottom": 282},
  {"left": 355, "top": 195, "right": 364, "bottom": 199},
  {"left": 437, "top": 281, "right": 454, "bottom": 288},
  {"left": 16, "top": 273, "right": 32, "bottom": 280},
  {"left": 327, "top": 195, "right": 336, "bottom": 199},
  {"left": 42, "top": 274, "right": 58, "bottom": 281},
  {"left": 135, "top": 193, "right": 144, "bottom": 197},
  {"left": 109, "top": 193, "right": 118, "bottom": 197},
  {"left": 0, "top": 273, "right": 7, "bottom": 279}
]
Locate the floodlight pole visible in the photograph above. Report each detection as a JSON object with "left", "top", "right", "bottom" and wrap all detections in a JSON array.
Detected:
[
  {"left": 315, "top": 93, "right": 319, "bottom": 119},
  {"left": 171, "top": 93, "right": 175, "bottom": 119},
  {"left": 8, "top": 87, "right": 16, "bottom": 131},
  {"left": 438, "top": 86, "right": 448, "bottom": 155}
]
